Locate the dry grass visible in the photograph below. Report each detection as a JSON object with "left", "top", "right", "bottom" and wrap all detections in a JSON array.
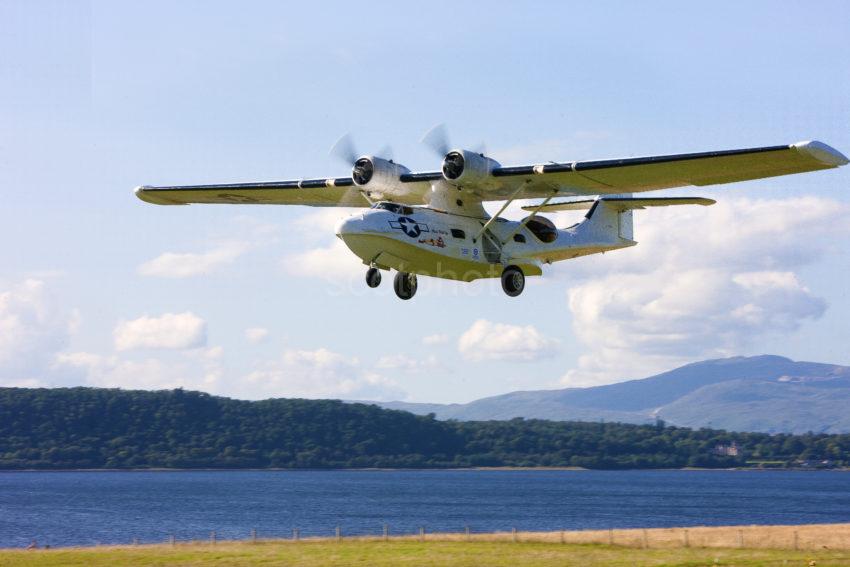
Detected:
[
  {"left": 3, "top": 524, "right": 850, "bottom": 566},
  {"left": 460, "top": 522, "right": 850, "bottom": 551}
]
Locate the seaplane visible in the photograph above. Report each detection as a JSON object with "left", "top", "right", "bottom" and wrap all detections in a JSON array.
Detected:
[{"left": 136, "top": 127, "right": 847, "bottom": 300}]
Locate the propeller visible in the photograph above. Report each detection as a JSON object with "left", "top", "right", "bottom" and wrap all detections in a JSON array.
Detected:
[
  {"left": 420, "top": 123, "right": 451, "bottom": 157},
  {"left": 421, "top": 124, "right": 489, "bottom": 158},
  {"left": 329, "top": 133, "right": 394, "bottom": 164},
  {"left": 329, "top": 133, "right": 360, "bottom": 164}
]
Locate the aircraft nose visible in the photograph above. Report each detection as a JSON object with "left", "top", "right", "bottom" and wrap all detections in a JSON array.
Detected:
[{"left": 335, "top": 215, "right": 361, "bottom": 238}]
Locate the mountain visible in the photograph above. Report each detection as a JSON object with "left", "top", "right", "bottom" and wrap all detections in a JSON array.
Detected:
[{"left": 376, "top": 356, "right": 850, "bottom": 434}]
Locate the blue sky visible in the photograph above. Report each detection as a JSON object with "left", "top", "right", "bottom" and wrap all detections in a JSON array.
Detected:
[{"left": 1, "top": 1, "right": 849, "bottom": 403}]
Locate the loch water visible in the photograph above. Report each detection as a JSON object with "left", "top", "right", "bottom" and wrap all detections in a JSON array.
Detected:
[{"left": 2, "top": 469, "right": 849, "bottom": 548}]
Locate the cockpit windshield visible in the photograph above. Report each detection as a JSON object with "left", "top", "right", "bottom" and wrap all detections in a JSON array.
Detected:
[{"left": 373, "top": 202, "right": 414, "bottom": 215}]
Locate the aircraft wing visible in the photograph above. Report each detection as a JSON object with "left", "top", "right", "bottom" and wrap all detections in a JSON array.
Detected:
[
  {"left": 485, "top": 140, "right": 848, "bottom": 200},
  {"left": 135, "top": 177, "right": 431, "bottom": 207},
  {"left": 136, "top": 140, "right": 846, "bottom": 207}
]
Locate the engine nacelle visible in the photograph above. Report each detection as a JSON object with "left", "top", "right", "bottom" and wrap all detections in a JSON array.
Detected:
[
  {"left": 441, "top": 149, "right": 500, "bottom": 187},
  {"left": 351, "top": 156, "right": 412, "bottom": 198}
]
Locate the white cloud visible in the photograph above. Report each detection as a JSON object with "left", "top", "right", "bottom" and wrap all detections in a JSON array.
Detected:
[
  {"left": 376, "top": 353, "right": 438, "bottom": 372},
  {"left": 245, "top": 327, "right": 269, "bottom": 343},
  {"left": 138, "top": 242, "right": 249, "bottom": 278},
  {"left": 458, "top": 319, "right": 560, "bottom": 362},
  {"left": 114, "top": 312, "right": 207, "bottom": 351},
  {"left": 284, "top": 240, "right": 364, "bottom": 281},
  {"left": 54, "top": 347, "right": 224, "bottom": 392},
  {"left": 243, "top": 348, "right": 404, "bottom": 400},
  {"left": 282, "top": 208, "right": 367, "bottom": 281},
  {"left": 561, "top": 197, "right": 847, "bottom": 386},
  {"left": 0, "top": 279, "right": 71, "bottom": 384},
  {"left": 422, "top": 333, "right": 449, "bottom": 346}
]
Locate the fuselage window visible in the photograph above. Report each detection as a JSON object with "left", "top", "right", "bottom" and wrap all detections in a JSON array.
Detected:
[
  {"left": 451, "top": 228, "right": 466, "bottom": 239},
  {"left": 513, "top": 233, "right": 526, "bottom": 243},
  {"left": 524, "top": 216, "right": 558, "bottom": 243}
]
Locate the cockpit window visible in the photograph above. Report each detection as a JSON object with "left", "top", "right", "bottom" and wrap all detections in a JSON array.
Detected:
[
  {"left": 524, "top": 216, "right": 558, "bottom": 243},
  {"left": 373, "top": 202, "right": 414, "bottom": 215}
]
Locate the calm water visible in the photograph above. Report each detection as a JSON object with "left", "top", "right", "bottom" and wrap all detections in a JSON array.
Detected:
[{"left": 1, "top": 470, "right": 849, "bottom": 548}]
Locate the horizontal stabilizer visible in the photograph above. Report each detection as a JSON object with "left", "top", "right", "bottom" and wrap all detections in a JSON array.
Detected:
[{"left": 522, "top": 196, "right": 716, "bottom": 213}]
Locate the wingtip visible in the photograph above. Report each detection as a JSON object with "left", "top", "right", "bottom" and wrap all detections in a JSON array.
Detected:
[
  {"left": 792, "top": 140, "right": 849, "bottom": 167},
  {"left": 134, "top": 185, "right": 185, "bottom": 206}
]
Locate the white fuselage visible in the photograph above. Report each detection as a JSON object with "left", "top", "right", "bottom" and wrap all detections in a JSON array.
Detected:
[{"left": 335, "top": 202, "right": 636, "bottom": 282}]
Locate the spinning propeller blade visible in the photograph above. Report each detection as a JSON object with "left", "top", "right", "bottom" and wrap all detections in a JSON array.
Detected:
[{"left": 421, "top": 123, "right": 451, "bottom": 157}]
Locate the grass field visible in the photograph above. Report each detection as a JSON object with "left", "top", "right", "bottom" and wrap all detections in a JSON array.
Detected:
[{"left": 4, "top": 524, "right": 850, "bottom": 566}]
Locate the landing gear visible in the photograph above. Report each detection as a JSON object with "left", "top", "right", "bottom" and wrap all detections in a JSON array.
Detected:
[
  {"left": 366, "top": 267, "right": 382, "bottom": 288},
  {"left": 501, "top": 266, "right": 525, "bottom": 297},
  {"left": 393, "top": 272, "right": 418, "bottom": 300}
]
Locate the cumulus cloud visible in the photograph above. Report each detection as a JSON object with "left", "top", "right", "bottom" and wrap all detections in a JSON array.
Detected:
[
  {"left": 422, "top": 333, "right": 449, "bottom": 346},
  {"left": 243, "top": 348, "right": 404, "bottom": 400},
  {"left": 0, "top": 279, "right": 72, "bottom": 384},
  {"left": 283, "top": 208, "right": 368, "bottom": 281},
  {"left": 114, "top": 312, "right": 207, "bottom": 351},
  {"left": 138, "top": 242, "right": 249, "bottom": 278},
  {"left": 458, "top": 319, "right": 560, "bottom": 362},
  {"left": 54, "top": 347, "right": 224, "bottom": 391},
  {"left": 245, "top": 327, "right": 269, "bottom": 343},
  {"left": 561, "top": 196, "right": 848, "bottom": 386},
  {"left": 284, "top": 240, "right": 364, "bottom": 281},
  {"left": 376, "top": 353, "right": 438, "bottom": 372}
]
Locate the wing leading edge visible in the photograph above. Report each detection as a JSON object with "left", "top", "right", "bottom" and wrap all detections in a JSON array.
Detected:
[
  {"left": 135, "top": 140, "right": 847, "bottom": 207},
  {"left": 486, "top": 140, "right": 848, "bottom": 200}
]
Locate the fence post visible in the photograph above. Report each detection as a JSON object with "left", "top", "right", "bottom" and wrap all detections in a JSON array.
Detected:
[
  {"left": 608, "top": 528, "right": 614, "bottom": 546},
  {"left": 336, "top": 526, "right": 341, "bottom": 542},
  {"left": 465, "top": 526, "right": 470, "bottom": 541},
  {"left": 293, "top": 528, "right": 299, "bottom": 541},
  {"left": 383, "top": 524, "right": 388, "bottom": 542},
  {"left": 169, "top": 535, "right": 175, "bottom": 547},
  {"left": 793, "top": 530, "right": 799, "bottom": 551},
  {"left": 642, "top": 529, "right": 648, "bottom": 549},
  {"left": 251, "top": 529, "right": 257, "bottom": 543},
  {"left": 737, "top": 529, "right": 743, "bottom": 548},
  {"left": 419, "top": 527, "right": 425, "bottom": 542},
  {"left": 210, "top": 531, "right": 216, "bottom": 545},
  {"left": 560, "top": 530, "right": 565, "bottom": 544},
  {"left": 512, "top": 527, "right": 517, "bottom": 542},
  {"left": 683, "top": 529, "right": 689, "bottom": 548}
]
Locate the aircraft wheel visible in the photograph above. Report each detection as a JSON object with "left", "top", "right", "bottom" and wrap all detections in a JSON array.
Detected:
[
  {"left": 501, "top": 266, "right": 525, "bottom": 297},
  {"left": 393, "top": 272, "right": 417, "bottom": 300},
  {"left": 366, "top": 267, "right": 382, "bottom": 288}
]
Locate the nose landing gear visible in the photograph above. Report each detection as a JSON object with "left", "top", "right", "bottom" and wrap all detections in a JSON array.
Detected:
[
  {"left": 365, "top": 267, "right": 382, "bottom": 288},
  {"left": 501, "top": 266, "right": 525, "bottom": 297},
  {"left": 393, "top": 272, "right": 417, "bottom": 300}
]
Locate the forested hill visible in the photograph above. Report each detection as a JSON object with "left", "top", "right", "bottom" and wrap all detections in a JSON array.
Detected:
[{"left": 2, "top": 387, "right": 849, "bottom": 470}]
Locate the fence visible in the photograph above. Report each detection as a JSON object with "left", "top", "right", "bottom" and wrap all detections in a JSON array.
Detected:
[{"left": 32, "top": 523, "right": 850, "bottom": 552}]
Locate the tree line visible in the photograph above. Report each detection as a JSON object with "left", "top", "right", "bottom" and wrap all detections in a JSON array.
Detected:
[{"left": 1, "top": 387, "right": 848, "bottom": 470}]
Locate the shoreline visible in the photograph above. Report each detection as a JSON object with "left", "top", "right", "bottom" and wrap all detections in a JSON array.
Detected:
[
  {"left": 1, "top": 466, "right": 848, "bottom": 473},
  {"left": 4, "top": 522, "right": 850, "bottom": 552}
]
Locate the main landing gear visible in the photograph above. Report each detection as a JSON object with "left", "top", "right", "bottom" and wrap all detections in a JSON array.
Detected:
[
  {"left": 365, "top": 267, "right": 417, "bottom": 300},
  {"left": 393, "top": 272, "right": 418, "bottom": 300},
  {"left": 501, "top": 265, "right": 525, "bottom": 297}
]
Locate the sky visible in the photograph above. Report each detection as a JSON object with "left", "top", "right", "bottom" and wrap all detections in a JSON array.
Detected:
[{"left": 1, "top": 1, "right": 849, "bottom": 404}]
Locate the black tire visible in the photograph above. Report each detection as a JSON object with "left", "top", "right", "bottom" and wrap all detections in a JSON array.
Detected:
[
  {"left": 393, "top": 272, "right": 418, "bottom": 300},
  {"left": 366, "top": 267, "right": 382, "bottom": 288},
  {"left": 501, "top": 266, "right": 525, "bottom": 297}
]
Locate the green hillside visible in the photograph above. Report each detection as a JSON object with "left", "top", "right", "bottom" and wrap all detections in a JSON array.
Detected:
[{"left": 1, "top": 387, "right": 849, "bottom": 469}]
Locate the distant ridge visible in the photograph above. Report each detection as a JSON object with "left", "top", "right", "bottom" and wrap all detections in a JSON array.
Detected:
[{"left": 375, "top": 355, "right": 850, "bottom": 434}]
